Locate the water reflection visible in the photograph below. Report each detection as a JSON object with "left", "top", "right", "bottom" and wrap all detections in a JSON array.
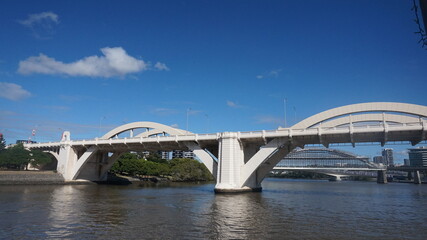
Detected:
[
  {"left": 209, "top": 193, "right": 281, "bottom": 239},
  {"left": 1, "top": 180, "right": 427, "bottom": 240},
  {"left": 46, "top": 185, "right": 131, "bottom": 239}
]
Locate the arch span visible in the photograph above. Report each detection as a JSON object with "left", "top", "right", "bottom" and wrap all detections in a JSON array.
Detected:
[
  {"left": 101, "top": 121, "right": 191, "bottom": 139},
  {"left": 318, "top": 113, "right": 422, "bottom": 128},
  {"left": 291, "top": 102, "right": 427, "bottom": 129}
]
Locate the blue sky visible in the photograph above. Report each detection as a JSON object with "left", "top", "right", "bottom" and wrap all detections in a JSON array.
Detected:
[{"left": 1, "top": 0, "right": 426, "bottom": 163}]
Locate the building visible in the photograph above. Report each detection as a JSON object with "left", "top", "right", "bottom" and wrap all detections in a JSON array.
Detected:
[
  {"left": 16, "top": 140, "right": 36, "bottom": 144},
  {"left": 408, "top": 147, "right": 427, "bottom": 167},
  {"left": 171, "top": 150, "right": 194, "bottom": 159},
  {"left": 172, "top": 150, "right": 184, "bottom": 159},
  {"left": 404, "top": 159, "right": 410, "bottom": 166},
  {"left": 382, "top": 148, "right": 394, "bottom": 166},
  {"left": 159, "top": 151, "right": 171, "bottom": 160},
  {"left": 183, "top": 151, "right": 194, "bottom": 159},
  {"left": 373, "top": 156, "right": 384, "bottom": 165}
]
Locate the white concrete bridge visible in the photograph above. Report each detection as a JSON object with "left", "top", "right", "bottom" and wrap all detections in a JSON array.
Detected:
[{"left": 24, "top": 102, "right": 427, "bottom": 192}]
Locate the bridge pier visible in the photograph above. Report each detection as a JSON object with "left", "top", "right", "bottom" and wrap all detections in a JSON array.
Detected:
[
  {"left": 414, "top": 171, "right": 422, "bottom": 184},
  {"left": 377, "top": 170, "right": 388, "bottom": 184},
  {"left": 214, "top": 132, "right": 288, "bottom": 193},
  {"left": 214, "top": 132, "right": 260, "bottom": 193},
  {"left": 330, "top": 175, "right": 342, "bottom": 181}
]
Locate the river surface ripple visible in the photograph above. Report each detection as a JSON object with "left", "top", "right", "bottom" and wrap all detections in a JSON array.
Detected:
[{"left": 1, "top": 179, "right": 426, "bottom": 240}]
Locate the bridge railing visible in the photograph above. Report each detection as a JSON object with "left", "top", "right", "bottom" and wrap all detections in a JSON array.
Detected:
[{"left": 23, "top": 121, "right": 425, "bottom": 149}]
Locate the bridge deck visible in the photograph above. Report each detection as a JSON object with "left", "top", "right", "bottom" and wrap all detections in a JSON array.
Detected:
[{"left": 25, "top": 122, "right": 426, "bottom": 151}]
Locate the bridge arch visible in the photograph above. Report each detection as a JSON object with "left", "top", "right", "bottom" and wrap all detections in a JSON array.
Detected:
[
  {"left": 291, "top": 102, "right": 427, "bottom": 129},
  {"left": 101, "top": 121, "right": 191, "bottom": 139},
  {"left": 72, "top": 122, "right": 215, "bottom": 181}
]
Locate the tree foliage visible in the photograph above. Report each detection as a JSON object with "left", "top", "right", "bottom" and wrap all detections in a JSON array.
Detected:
[
  {"left": 169, "top": 158, "right": 214, "bottom": 181},
  {"left": 0, "top": 143, "right": 31, "bottom": 170},
  {"left": 30, "top": 150, "right": 53, "bottom": 168},
  {"left": 110, "top": 152, "right": 213, "bottom": 181},
  {"left": 0, "top": 143, "right": 53, "bottom": 170},
  {"left": 0, "top": 134, "right": 5, "bottom": 151}
]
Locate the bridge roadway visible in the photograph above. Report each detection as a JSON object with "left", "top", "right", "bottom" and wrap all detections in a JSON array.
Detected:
[{"left": 24, "top": 102, "right": 427, "bottom": 193}]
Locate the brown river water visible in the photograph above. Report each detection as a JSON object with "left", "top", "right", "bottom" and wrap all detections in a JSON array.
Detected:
[{"left": 1, "top": 178, "right": 426, "bottom": 239}]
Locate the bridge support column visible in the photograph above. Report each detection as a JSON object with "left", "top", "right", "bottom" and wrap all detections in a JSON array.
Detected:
[
  {"left": 215, "top": 132, "right": 255, "bottom": 193},
  {"left": 330, "top": 175, "right": 342, "bottom": 181},
  {"left": 414, "top": 171, "right": 422, "bottom": 184},
  {"left": 57, "top": 144, "right": 78, "bottom": 180},
  {"left": 214, "top": 132, "right": 288, "bottom": 193},
  {"left": 56, "top": 131, "right": 80, "bottom": 181},
  {"left": 99, "top": 152, "right": 124, "bottom": 181},
  {"left": 377, "top": 170, "right": 387, "bottom": 184},
  {"left": 185, "top": 142, "right": 218, "bottom": 179}
]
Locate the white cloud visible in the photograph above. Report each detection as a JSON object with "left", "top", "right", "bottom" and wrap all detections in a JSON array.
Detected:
[
  {"left": 188, "top": 109, "right": 202, "bottom": 115},
  {"left": 154, "top": 62, "right": 170, "bottom": 71},
  {"left": 0, "top": 82, "right": 31, "bottom": 101},
  {"left": 269, "top": 69, "right": 281, "bottom": 77},
  {"left": 19, "top": 12, "right": 59, "bottom": 27},
  {"left": 256, "top": 69, "right": 282, "bottom": 79},
  {"left": 18, "top": 12, "right": 59, "bottom": 39},
  {"left": 227, "top": 100, "right": 244, "bottom": 108},
  {"left": 18, "top": 47, "right": 152, "bottom": 78},
  {"left": 227, "top": 100, "right": 237, "bottom": 107}
]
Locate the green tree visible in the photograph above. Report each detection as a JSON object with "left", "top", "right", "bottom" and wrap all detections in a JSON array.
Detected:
[
  {"left": 0, "top": 143, "right": 31, "bottom": 170},
  {"left": 169, "top": 158, "right": 214, "bottom": 181},
  {"left": 109, "top": 152, "right": 213, "bottom": 181},
  {"left": 146, "top": 152, "right": 167, "bottom": 164},
  {"left": 0, "top": 133, "right": 5, "bottom": 152},
  {"left": 110, "top": 152, "right": 144, "bottom": 176},
  {"left": 140, "top": 161, "right": 170, "bottom": 176},
  {"left": 30, "top": 150, "right": 53, "bottom": 168}
]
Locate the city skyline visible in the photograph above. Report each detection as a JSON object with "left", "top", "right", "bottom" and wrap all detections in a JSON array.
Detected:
[{"left": 1, "top": 0, "right": 426, "bottom": 162}]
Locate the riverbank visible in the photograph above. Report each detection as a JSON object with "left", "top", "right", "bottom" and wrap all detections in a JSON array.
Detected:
[
  {"left": 0, "top": 171, "right": 66, "bottom": 185},
  {"left": 0, "top": 171, "right": 186, "bottom": 185}
]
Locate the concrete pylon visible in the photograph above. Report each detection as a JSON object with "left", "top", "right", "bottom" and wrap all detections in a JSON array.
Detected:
[
  {"left": 214, "top": 132, "right": 288, "bottom": 193},
  {"left": 377, "top": 170, "right": 388, "bottom": 184},
  {"left": 215, "top": 132, "right": 246, "bottom": 192},
  {"left": 414, "top": 171, "right": 422, "bottom": 184}
]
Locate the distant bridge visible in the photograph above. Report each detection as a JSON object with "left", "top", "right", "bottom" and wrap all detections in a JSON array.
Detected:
[
  {"left": 272, "top": 148, "right": 384, "bottom": 181},
  {"left": 24, "top": 102, "right": 427, "bottom": 192},
  {"left": 274, "top": 148, "right": 384, "bottom": 171}
]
